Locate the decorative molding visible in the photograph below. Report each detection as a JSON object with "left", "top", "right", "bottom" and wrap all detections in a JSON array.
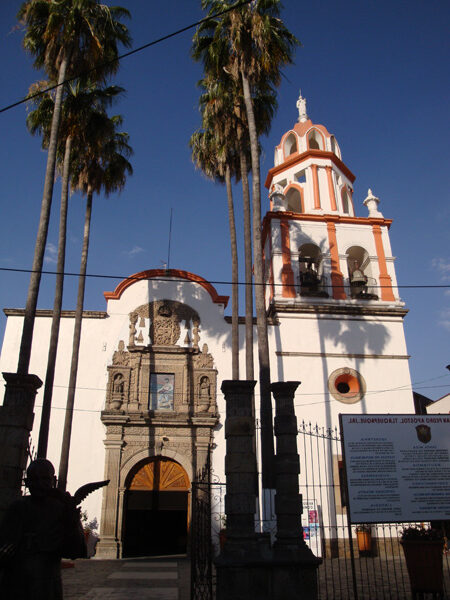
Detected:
[
  {"left": 265, "top": 148, "right": 356, "bottom": 189},
  {"left": 268, "top": 301, "right": 408, "bottom": 318},
  {"left": 276, "top": 351, "right": 410, "bottom": 360},
  {"left": 3, "top": 308, "right": 107, "bottom": 319},
  {"left": 103, "top": 268, "right": 229, "bottom": 307}
]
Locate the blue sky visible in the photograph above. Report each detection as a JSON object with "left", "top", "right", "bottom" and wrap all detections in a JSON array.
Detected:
[{"left": 0, "top": 1, "right": 449, "bottom": 400}]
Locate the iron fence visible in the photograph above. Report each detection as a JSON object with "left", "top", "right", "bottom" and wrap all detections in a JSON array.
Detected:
[
  {"left": 297, "top": 420, "right": 450, "bottom": 599},
  {"left": 190, "top": 422, "right": 449, "bottom": 599}
]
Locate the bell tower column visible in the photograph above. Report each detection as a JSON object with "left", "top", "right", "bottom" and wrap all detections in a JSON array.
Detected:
[
  {"left": 326, "top": 220, "right": 346, "bottom": 299},
  {"left": 372, "top": 224, "right": 395, "bottom": 301}
]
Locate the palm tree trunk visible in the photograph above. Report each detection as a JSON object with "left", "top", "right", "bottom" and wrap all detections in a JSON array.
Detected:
[
  {"left": 225, "top": 165, "right": 239, "bottom": 380},
  {"left": 238, "top": 144, "right": 254, "bottom": 380},
  {"left": 17, "top": 52, "right": 69, "bottom": 375},
  {"left": 37, "top": 136, "right": 72, "bottom": 459},
  {"left": 58, "top": 189, "right": 93, "bottom": 491},
  {"left": 241, "top": 71, "right": 274, "bottom": 489}
]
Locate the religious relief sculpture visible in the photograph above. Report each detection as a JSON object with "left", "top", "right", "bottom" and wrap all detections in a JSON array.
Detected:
[
  {"left": 193, "top": 344, "right": 214, "bottom": 369},
  {"left": 129, "top": 312, "right": 138, "bottom": 346},
  {"left": 197, "top": 376, "right": 211, "bottom": 412},
  {"left": 112, "top": 340, "right": 129, "bottom": 366},
  {"left": 193, "top": 345, "right": 217, "bottom": 414},
  {"left": 106, "top": 342, "right": 132, "bottom": 411},
  {"left": 110, "top": 372, "right": 125, "bottom": 411},
  {"left": 149, "top": 303, "right": 180, "bottom": 345},
  {"left": 113, "top": 374, "right": 125, "bottom": 394}
]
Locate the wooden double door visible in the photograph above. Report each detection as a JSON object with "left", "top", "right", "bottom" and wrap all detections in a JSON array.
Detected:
[{"left": 123, "top": 457, "right": 190, "bottom": 557}]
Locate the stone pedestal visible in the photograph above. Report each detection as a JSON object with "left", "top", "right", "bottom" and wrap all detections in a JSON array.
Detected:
[
  {"left": 0, "top": 372, "right": 42, "bottom": 520},
  {"left": 216, "top": 380, "right": 321, "bottom": 599},
  {"left": 271, "top": 381, "right": 321, "bottom": 599},
  {"left": 221, "top": 379, "right": 257, "bottom": 548},
  {"left": 216, "top": 380, "right": 270, "bottom": 599}
]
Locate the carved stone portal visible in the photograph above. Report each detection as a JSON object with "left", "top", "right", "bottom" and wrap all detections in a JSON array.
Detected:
[{"left": 98, "top": 299, "right": 219, "bottom": 558}]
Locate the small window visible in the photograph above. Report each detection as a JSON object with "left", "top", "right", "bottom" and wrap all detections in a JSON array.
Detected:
[
  {"left": 328, "top": 368, "right": 366, "bottom": 404},
  {"left": 295, "top": 170, "right": 306, "bottom": 184}
]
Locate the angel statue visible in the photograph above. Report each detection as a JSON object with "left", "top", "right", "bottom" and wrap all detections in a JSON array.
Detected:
[{"left": 0, "top": 458, "right": 108, "bottom": 600}]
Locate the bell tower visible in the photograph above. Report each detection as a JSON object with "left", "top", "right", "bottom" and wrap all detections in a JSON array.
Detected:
[{"left": 263, "top": 93, "right": 413, "bottom": 417}]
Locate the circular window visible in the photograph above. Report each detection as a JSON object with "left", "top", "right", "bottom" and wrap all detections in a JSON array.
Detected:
[{"left": 328, "top": 368, "right": 366, "bottom": 404}]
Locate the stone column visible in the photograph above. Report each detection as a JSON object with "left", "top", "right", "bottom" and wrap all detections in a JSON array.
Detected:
[
  {"left": 271, "top": 381, "right": 321, "bottom": 599},
  {"left": 222, "top": 380, "right": 257, "bottom": 545},
  {"left": 272, "top": 381, "right": 305, "bottom": 549},
  {"left": 96, "top": 424, "right": 124, "bottom": 558},
  {"left": 216, "top": 380, "right": 273, "bottom": 600},
  {"left": 0, "top": 373, "right": 42, "bottom": 520}
]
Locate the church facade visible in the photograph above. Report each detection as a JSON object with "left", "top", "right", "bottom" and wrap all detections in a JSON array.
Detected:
[{"left": 0, "top": 96, "right": 414, "bottom": 557}]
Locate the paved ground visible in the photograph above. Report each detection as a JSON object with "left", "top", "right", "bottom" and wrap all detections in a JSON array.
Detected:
[
  {"left": 62, "top": 556, "right": 190, "bottom": 600},
  {"left": 63, "top": 555, "right": 449, "bottom": 599}
]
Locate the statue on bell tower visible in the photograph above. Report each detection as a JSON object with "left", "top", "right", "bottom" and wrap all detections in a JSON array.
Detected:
[{"left": 296, "top": 90, "right": 308, "bottom": 123}]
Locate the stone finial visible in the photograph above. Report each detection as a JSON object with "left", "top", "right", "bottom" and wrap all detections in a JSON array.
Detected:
[
  {"left": 363, "top": 188, "right": 383, "bottom": 218},
  {"left": 269, "top": 183, "right": 286, "bottom": 212},
  {"left": 296, "top": 90, "right": 308, "bottom": 123}
]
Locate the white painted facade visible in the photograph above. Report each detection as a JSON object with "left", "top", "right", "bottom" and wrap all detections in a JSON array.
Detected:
[
  {"left": 426, "top": 394, "right": 450, "bottom": 414},
  {"left": 0, "top": 95, "right": 415, "bottom": 541}
]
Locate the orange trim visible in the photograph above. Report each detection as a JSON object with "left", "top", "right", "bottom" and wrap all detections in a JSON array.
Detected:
[
  {"left": 372, "top": 225, "right": 395, "bottom": 301},
  {"left": 265, "top": 149, "right": 356, "bottom": 189},
  {"left": 280, "top": 220, "right": 296, "bottom": 298},
  {"left": 325, "top": 166, "right": 337, "bottom": 211},
  {"left": 104, "top": 268, "right": 229, "bottom": 307},
  {"left": 284, "top": 182, "right": 305, "bottom": 213},
  {"left": 326, "top": 222, "right": 346, "bottom": 300},
  {"left": 311, "top": 165, "right": 321, "bottom": 209},
  {"left": 296, "top": 122, "right": 330, "bottom": 140},
  {"left": 263, "top": 211, "right": 392, "bottom": 229}
]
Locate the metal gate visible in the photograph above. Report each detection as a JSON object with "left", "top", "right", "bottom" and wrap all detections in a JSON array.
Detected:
[{"left": 297, "top": 420, "right": 450, "bottom": 599}]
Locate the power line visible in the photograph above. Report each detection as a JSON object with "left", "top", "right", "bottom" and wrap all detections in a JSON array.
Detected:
[
  {"left": 30, "top": 381, "right": 450, "bottom": 414},
  {"left": 0, "top": 0, "right": 254, "bottom": 115},
  {"left": 21, "top": 374, "right": 449, "bottom": 403},
  {"left": 0, "top": 265, "right": 448, "bottom": 290}
]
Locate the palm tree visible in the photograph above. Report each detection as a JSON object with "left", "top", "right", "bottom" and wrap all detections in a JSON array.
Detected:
[
  {"left": 16, "top": 0, "right": 131, "bottom": 375},
  {"left": 193, "top": 0, "right": 298, "bottom": 488},
  {"left": 197, "top": 73, "right": 256, "bottom": 381},
  {"left": 57, "top": 111, "right": 133, "bottom": 491},
  {"left": 195, "top": 76, "right": 242, "bottom": 379},
  {"left": 190, "top": 125, "right": 240, "bottom": 379},
  {"left": 26, "top": 81, "right": 125, "bottom": 458}
]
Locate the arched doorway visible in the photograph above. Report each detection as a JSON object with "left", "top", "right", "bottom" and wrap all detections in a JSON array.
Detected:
[{"left": 123, "top": 456, "right": 190, "bottom": 557}]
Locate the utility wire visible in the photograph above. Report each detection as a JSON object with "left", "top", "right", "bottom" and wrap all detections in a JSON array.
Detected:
[
  {"left": 0, "top": 0, "right": 254, "bottom": 115},
  {"left": 19, "top": 374, "right": 450, "bottom": 403},
  {"left": 0, "top": 266, "right": 448, "bottom": 289},
  {"left": 30, "top": 382, "right": 450, "bottom": 414}
]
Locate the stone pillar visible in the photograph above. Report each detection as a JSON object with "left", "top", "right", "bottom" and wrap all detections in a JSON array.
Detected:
[
  {"left": 0, "top": 372, "right": 42, "bottom": 520},
  {"left": 96, "top": 424, "right": 124, "bottom": 558},
  {"left": 271, "top": 381, "right": 321, "bottom": 599},
  {"left": 216, "top": 380, "right": 272, "bottom": 600},
  {"left": 222, "top": 380, "right": 257, "bottom": 545},
  {"left": 272, "top": 381, "right": 304, "bottom": 548}
]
